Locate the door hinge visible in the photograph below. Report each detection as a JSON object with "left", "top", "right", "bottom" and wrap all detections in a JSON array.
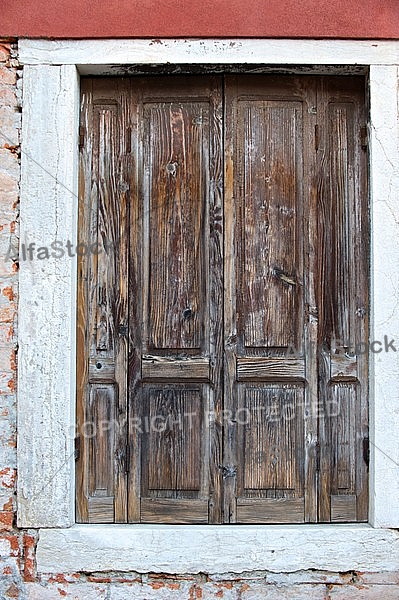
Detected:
[
  {"left": 118, "top": 323, "right": 128, "bottom": 337},
  {"left": 360, "top": 126, "right": 368, "bottom": 151},
  {"left": 74, "top": 435, "right": 81, "bottom": 461},
  {"left": 315, "top": 124, "right": 320, "bottom": 151},
  {"left": 219, "top": 465, "right": 237, "bottom": 479},
  {"left": 363, "top": 436, "right": 370, "bottom": 467},
  {"left": 125, "top": 444, "right": 131, "bottom": 473},
  {"left": 78, "top": 125, "right": 85, "bottom": 150},
  {"left": 126, "top": 126, "right": 132, "bottom": 154},
  {"left": 315, "top": 440, "right": 320, "bottom": 472}
]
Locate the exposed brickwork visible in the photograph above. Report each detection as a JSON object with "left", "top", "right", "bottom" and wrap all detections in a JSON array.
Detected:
[
  {"left": 0, "top": 38, "right": 21, "bottom": 600},
  {"left": 0, "top": 37, "right": 399, "bottom": 599}
]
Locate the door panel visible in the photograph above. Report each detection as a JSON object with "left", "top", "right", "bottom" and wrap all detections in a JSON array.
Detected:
[
  {"left": 127, "top": 77, "right": 223, "bottom": 523},
  {"left": 77, "top": 74, "right": 368, "bottom": 524},
  {"left": 317, "top": 77, "right": 369, "bottom": 522},
  {"left": 146, "top": 100, "right": 208, "bottom": 350},
  {"left": 77, "top": 79, "right": 131, "bottom": 523},
  {"left": 224, "top": 76, "right": 317, "bottom": 523},
  {"left": 240, "top": 101, "right": 304, "bottom": 349}
]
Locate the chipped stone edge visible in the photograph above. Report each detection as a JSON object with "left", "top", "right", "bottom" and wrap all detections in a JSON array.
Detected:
[
  {"left": 36, "top": 525, "right": 399, "bottom": 575},
  {"left": 18, "top": 38, "right": 399, "bottom": 67}
]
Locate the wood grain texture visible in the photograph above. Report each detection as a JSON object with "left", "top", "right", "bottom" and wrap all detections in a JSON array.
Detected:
[
  {"left": 77, "top": 78, "right": 130, "bottom": 523},
  {"left": 141, "top": 499, "right": 208, "bottom": 524},
  {"left": 331, "top": 494, "right": 357, "bottom": 522},
  {"left": 242, "top": 386, "right": 304, "bottom": 494},
  {"left": 237, "top": 498, "right": 304, "bottom": 523},
  {"left": 237, "top": 357, "right": 305, "bottom": 380},
  {"left": 142, "top": 356, "right": 210, "bottom": 380},
  {"left": 317, "top": 77, "right": 368, "bottom": 523},
  {"left": 146, "top": 388, "right": 201, "bottom": 491},
  {"left": 127, "top": 77, "right": 223, "bottom": 523},
  {"left": 147, "top": 101, "right": 207, "bottom": 350},
  {"left": 239, "top": 101, "right": 303, "bottom": 349},
  {"left": 225, "top": 76, "right": 310, "bottom": 524},
  {"left": 87, "top": 497, "right": 115, "bottom": 524},
  {"left": 78, "top": 74, "right": 368, "bottom": 524}
]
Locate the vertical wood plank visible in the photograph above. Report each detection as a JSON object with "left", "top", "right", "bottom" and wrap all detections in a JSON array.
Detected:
[
  {"left": 240, "top": 102, "right": 303, "bottom": 349},
  {"left": 127, "top": 76, "right": 223, "bottom": 524},
  {"left": 147, "top": 388, "right": 202, "bottom": 491},
  {"left": 223, "top": 74, "right": 239, "bottom": 522},
  {"left": 147, "top": 101, "right": 207, "bottom": 350},
  {"left": 208, "top": 77, "right": 224, "bottom": 523},
  {"left": 77, "top": 78, "right": 130, "bottom": 523},
  {"left": 318, "top": 76, "right": 368, "bottom": 522},
  {"left": 224, "top": 75, "right": 316, "bottom": 524}
]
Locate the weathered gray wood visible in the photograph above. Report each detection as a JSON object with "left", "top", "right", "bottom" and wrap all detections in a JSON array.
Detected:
[
  {"left": 237, "top": 498, "right": 305, "bottom": 523},
  {"left": 78, "top": 74, "right": 368, "bottom": 525},
  {"left": 141, "top": 499, "right": 209, "bottom": 524},
  {"left": 145, "top": 388, "right": 202, "bottom": 491},
  {"left": 77, "top": 78, "right": 130, "bottom": 523},
  {"left": 88, "top": 357, "right": 116, "bottom": 381},
  {"left": 237, "top": 358, "right": 305, "bottom": 380},
  {"left": 142, "top": 356, "right": 210, "bottom": 380},
  {"left": 331, "top": 495, "right": 357, "bottom": 522},
  {"left": 87, "top": 497, "right": 115, "bottom": 524},
  {"left": 317, "top": 77, "right": 368, "bottom": 523},
  {"left": 225, "top": 75, "right": 314, "bottom": 524},
  {"left": 330, "top": 354, "right": 357, "bottom": 380},
  {"left": 126, "top": 77, "right": 223, "bottom": 523},
  {"left": 302, "top": 76, "right": 319, "bottom": 523}
]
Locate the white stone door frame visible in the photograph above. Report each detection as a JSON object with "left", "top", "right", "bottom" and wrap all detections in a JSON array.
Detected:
[{"left": 16, "top": 39, "right": 399, "bottom": 574}]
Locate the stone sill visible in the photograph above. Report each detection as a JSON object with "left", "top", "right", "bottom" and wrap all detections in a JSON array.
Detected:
[{"left": 36, "top": 524, "right": 399, "bottom": 575}]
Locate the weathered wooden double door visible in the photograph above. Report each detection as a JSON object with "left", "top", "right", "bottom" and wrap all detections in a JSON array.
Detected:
[{"left": 77, "top": 75, "right": 369, "bottom": 524}]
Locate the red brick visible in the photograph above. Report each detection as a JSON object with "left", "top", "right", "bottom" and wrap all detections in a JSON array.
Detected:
[
  {"left": 0, "top": 511, "right": 13, "bottom": 530},
  {"left": 0, "top": 467, "right": 16, "bottom": 490},
  {"left": 0, "top": 306, "right": 16, "bottom": 324},
  {"left": 5, "top": 584, "right": 19, "bottom": 598},
  {"left": 0, "top": 50, "right": 9, "bottom": 63},
  {"left": 0, "top": 285, "right": 17, "bottom": 323},
  {"left": 189, "top": 585, "right": 203, "bottom": 599},
  {"left": 114, "top": 576, "right": 141, "bottom": 584},
  {"left": 0, "top": 44, "right": 11, "bottom": 62},
  {"left": 87, "top": 576, "right": 112, "bottom": 583},
  {"left": 2, "top": 286, "right": 15, "bottom": 302},
  {"left": 0, "top": 323, "right": 13, "bottom": 343},
  {"left": 0, "top": 349, "right": 15, "bottom": 373},
  {"left": 23, "top": 534, "right": 36, "bottom": 582},
  {"left": 2, "top": 498, "right": 13, "bottom": 511},
  {"left": 0, "top": 107, "right": 20, "bottom": 147},
  {"left": 0, "top": 86, "right": 17, "bottom": 106},
  {"left": 0, "top": 67, "right": 16, "bottom": 85},
  {"left": 0, "top": 373, "right": 16, "bottom": 394},
  {"left": 150, "top": 581, "right": 165, "bottom": 589},
  {"left": 48, "top": 574, "right": 69, "bottom": 585},
  {"left": 1, "top": 533, "right": 20, "bottom": 557}
]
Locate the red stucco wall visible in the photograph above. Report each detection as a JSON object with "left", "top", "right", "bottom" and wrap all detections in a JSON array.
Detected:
[{"left": 2, "top": 0, "right": 399, "bottom": 39}]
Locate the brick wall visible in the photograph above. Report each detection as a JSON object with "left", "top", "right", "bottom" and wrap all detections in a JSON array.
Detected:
[{"left": 0, "top": 39, "right": 399, "bottom": 599}]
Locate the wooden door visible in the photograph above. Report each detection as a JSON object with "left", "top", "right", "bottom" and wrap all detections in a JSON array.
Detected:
[{"left": 77, "top": 74, "right": 368, "bottom": 524}]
